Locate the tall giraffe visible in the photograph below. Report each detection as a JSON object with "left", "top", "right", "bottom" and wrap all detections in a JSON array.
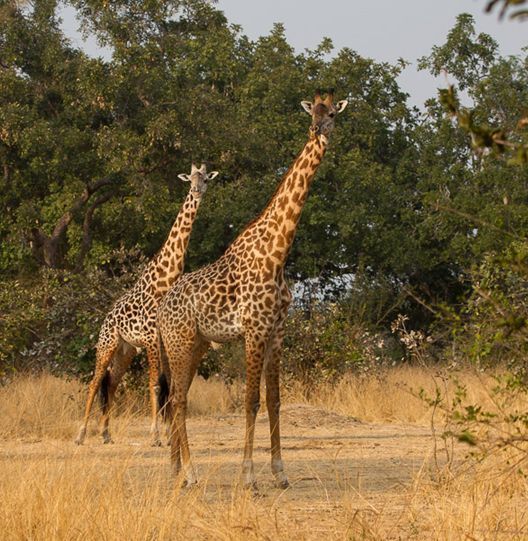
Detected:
[
  {"left": 157, "top": 91, "right": 347, "bottom": 487},
  {"left": 75, "top": 164, "right": 218, "bottom": 446}
]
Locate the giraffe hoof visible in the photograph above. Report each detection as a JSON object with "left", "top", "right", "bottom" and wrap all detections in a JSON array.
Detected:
[
  {"left": 181, "top": 479, "right": 198, "bottom": 490},
  {"left": 245, "top": 483, "right": 262, "bottom": 498},
  {"left": 75, "top": 428, "right": 86, "bottom": 445},
  {"left": 243, "top": 481, "right": 259, "bottom": 492},
  {"left": 102, "top": 436, "right": 114, "bottom": 444},
  {"left": 275, "top": 478, "right": 290, "bottom": 490}
]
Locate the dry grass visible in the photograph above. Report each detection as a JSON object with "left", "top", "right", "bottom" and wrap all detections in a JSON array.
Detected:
[
  {"left": 0, "top": 373, "right": 244, "bottom": 441},
  {"left": 406, "top": 461, "right": 528, "bottom": 540},
  {"left": 285, "top": 365, "right": 501, "bottom": 424},
  {"left": 0, "top": 366, "right": 503, "bottom": 439},
  {"left": 0, "top": 367, "right": 527, "bottom": 540},
  {"left": 187, "top": 375, "right": 244, "bottom": 417},
  {"left": 337, "top": 455, "right": 528, "bottom": 540},
  {"left": 0, "top": 374, "right": 84, "bottom": 440},
  {"left": 0, "top": 456, "right": 290, "bottom": 540}
]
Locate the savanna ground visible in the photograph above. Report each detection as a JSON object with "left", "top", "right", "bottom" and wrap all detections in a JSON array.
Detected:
[{"left": 1, "top": 368, "right": 527, "bottom": 540}]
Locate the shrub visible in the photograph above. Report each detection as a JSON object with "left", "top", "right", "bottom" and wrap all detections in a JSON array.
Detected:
[{"left": 0, "top": 249, "right": 144, "bottom": 378}]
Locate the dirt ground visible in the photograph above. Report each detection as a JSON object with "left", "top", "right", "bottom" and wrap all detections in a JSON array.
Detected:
[{"left": 1, "top": 403, "right": 437, "bottom": 539}]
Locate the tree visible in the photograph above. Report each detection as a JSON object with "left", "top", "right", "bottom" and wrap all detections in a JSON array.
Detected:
[
  {"left": 0, "top": 0, "right": 122, "bottom": 272},
  {"left": 485, "top": 0, "right": 528, "bottom": 19}
]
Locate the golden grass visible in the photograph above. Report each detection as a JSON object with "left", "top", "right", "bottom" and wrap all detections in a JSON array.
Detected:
[
  {"left": 337, "top": 456, "right": 528, "bottom": 540},
  {"left": 0, "top": 373, "right": 244, "bottom": 441},
  {"left": 0, "top": 367, "right": 527, "bottom": 540},
  {"left": 285, "top": 365, "right": 501, "bottom": 424},
  {"left": 0, "top": 374, "right": 84, "bottom": 440},
  {"left": 0, "top": 457, "right": 379, "bottom": 541},
  {"left": 405, "top": 462, "right": 528, "bottom": 540},
  {"left": 187, "top": 375, "right": 244, "bottom": 417},
  {"left": 0, "top": 456, "right": 287, "bottom": 541}
]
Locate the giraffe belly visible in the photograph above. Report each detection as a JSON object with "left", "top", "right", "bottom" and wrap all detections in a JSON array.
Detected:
[
  {"left": 196, "top": 310, "right": 244, "bottom": 343},
  {"left": 118, "top": 332, "right": 144, "bottom": 350}
]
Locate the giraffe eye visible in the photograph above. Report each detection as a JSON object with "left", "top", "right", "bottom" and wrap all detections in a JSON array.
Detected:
[{"left": 329, "top": 112, "right": 335, "bottom": 118}]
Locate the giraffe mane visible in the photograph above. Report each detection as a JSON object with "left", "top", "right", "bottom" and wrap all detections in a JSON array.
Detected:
[{"left": 227, "top": 145, "right": 306, "bottom": 244}]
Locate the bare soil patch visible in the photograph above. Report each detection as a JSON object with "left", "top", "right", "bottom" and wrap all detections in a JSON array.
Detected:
[{"left": 1, "top": 403, "right": 434, "bottom": 539}]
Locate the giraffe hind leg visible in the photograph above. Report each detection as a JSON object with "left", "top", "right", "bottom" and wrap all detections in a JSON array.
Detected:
[
  {"left": 158, "top": 372, "right": 171, "bottom": 421},
  {"left": 158, "top": 371, "right": 173, "bottom": 446},
  {"left": 241, "top": 331, "right": 268, "bottom": 489},
  {"left": 99, "top": 341, "right": 136, "bottom": 444},
  {"left": 144, "top": 342, "right": 164, "bottom": 447},
  {"left": 75, "top": 332, "right": 120, "bottom": 445},
  {"left": 158, "top": 335, "right": 173, "bottom": 445},
  {"left": 99, "top": 370, "right": 111, "bottom": 415}
]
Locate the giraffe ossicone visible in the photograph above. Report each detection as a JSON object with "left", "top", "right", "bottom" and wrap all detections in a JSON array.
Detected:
[
  {"left": 157, "top": 90, "right": 347, "bottom": 488},
  {"left": 75, "top": 163, "right": 218, "bottom": 446}
]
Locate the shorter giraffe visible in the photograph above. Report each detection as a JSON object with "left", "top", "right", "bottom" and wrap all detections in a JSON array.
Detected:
[{"left": 75, "top": 164, "right": 218, "bottom": 446}]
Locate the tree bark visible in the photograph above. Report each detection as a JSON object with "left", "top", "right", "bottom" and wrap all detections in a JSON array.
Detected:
[
  {"left": 74, "top": 192, "right": 113, "bottom": 272},
  {"left": 30, "top": 178, "right": 113, "bottom": 269}
]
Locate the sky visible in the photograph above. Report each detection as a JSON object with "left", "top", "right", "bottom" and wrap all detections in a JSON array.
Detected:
[{"left": 60, "top": 0, "right": 527, "bottom": 108}]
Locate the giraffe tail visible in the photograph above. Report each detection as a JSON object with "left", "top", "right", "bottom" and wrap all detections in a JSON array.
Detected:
[
  {"left": 158, "top": 372, "right": 170, "bottom": 422},
  {"left": 99, "top": 370, "right": 111, "bottom": 413},
  {"left": 157, "top": 331, "right": 172, "bottom": 422}
]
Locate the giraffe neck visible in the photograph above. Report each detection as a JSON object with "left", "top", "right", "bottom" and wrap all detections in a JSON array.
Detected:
[
  {"left": 143, "top": 189, "right": 202, "bottom": 295},
  {"left": 236, "top": 135, "right": 326, "bottom": 267}
]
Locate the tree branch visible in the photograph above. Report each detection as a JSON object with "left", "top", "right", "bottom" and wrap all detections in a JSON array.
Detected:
[
  {"left": 31, "top": 177, "right": 114, "bottom": 269},
  {"left": 75, "top": 192, "right": 113, "bottom": 271}
]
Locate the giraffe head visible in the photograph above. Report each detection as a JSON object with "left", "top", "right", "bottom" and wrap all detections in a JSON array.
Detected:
[
  {"left": 177, "top": 163, "right": 218, "bottom": 197},
  {"left": 301, "top": 89, "right": 348, "bottom": 143}
]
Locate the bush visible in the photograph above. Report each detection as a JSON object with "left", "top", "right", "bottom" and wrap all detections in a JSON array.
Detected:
[
  {"left": 446, "top": 240, "right": 528, "bottom": 372},
  {"left": 0, "top": 249, "right": 145, "bottom": 378},
  {"left": 281, "top": 302, "right": 402, "bottom": 383}
]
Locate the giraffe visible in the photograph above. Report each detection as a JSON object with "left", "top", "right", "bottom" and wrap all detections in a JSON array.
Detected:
[
  {"left": 157, "top": 90, "right": 348, "bottom": 487},
  {"left": 75, "top": 164, "right": 218, "bottom": 446}
]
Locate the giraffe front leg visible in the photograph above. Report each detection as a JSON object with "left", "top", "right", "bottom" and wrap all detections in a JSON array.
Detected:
[
  {"left": 265, "top": 283, "right": 291, "bottom": 488},
  {"left": 168, "top": 419, "right": 181, "bottom": 474},
  {"left": 265, "top": 334, "right": 289, "bottom": 489},
  {"left": 160, "top": 372, "right": 180, "bottom": 471},
  {"left": 172, "top": 337, "right": 210, "bottom": 485},
  {"left": 146, "top": 344, "right": 162, "bottom": 447},
  {"left": 241, "top": 334, "right": 266, "bottom": 489},
  {"left": 170, "top": 396, "right": 196, "bottom": 487}
]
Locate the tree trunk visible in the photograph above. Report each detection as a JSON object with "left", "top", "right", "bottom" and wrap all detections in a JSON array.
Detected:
[
  {"left": 75, "top": 192, "right": 113, "bottom": 272},
  {"left": 30, "top": 178, "right": 113, "bottom": 269}
]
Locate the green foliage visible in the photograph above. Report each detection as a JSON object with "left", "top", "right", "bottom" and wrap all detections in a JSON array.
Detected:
[
  {"left": 486, "top": 0, "right": 528, "bottom": 19},
  {"left": 280, "top": 301, "right": 403, "bottom": 383},
  {"left": 418, "top": 14, "right": 498, "bottom": 91},
  {"left": 445, "top": 373, "right": 527, "bottom": 461},
  {"left": 439, "top": 85, "right": 507, "bottom": 154},
  {"left": 0, "top": 249, "right": 144, "bottom": 377},
  {"left": 1, "top": 2, "right": 528, "bottom": 386},
  {"left": 427, "top": 15, "right": 528, "bottom": 165},
  {"left": 452, "top": 241, "right": 528, "bottom": 368}
]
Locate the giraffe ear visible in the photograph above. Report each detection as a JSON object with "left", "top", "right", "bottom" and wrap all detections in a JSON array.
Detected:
[
  {"left": 300, "top": 101, "right": 313, "bottom": 115},
  {"left": 336, "top": 100, "right": 348, "bottom": 113},
  {"left": 207, "top": 171, "right": 219, "bottom": 181},
  {"left": 178, "top": 174, "right": 191, "bottom": 182}
]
